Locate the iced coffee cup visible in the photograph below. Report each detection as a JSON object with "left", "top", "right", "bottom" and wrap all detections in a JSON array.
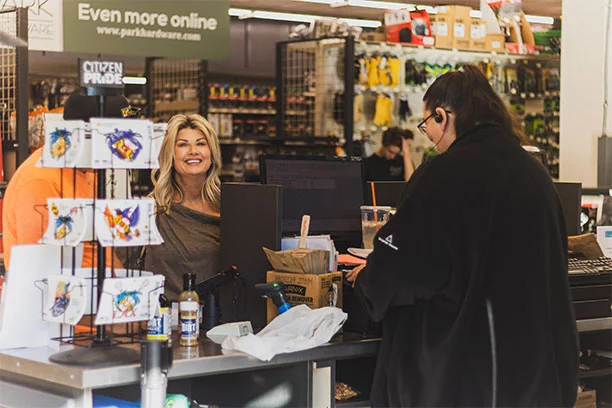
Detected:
[{"left": 360, "top": 206, "right": 391, "bottom": 249}]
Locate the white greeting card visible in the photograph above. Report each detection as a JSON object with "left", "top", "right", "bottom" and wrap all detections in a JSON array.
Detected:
[
  {"left": 90, "top": 118, "right": 156, "bottom": 169},
  {"left": 94, "top": 198, "right": 164, "bottom": 247},
  {"left": 43, "top": 275, "right": 87, "bottom": 325},
  {"left": 40, "top": 198, "right": 95, "bottom": 246},
  {"left": 38, "top": 120, "right": 87, "bottom": 168},
  {"left": 95, "top": 275, "right": 165, "bottom": 325}
]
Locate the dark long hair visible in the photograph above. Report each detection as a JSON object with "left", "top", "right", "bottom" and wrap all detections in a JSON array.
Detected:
[{"left": 423, "top": 64, "right": 524, "bottom": 142}]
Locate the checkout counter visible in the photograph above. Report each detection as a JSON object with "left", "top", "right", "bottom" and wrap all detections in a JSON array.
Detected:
[
  {"left": 0, "top": 156, "right": 383, "bottom": 407},
  {"left": 0, "top": 333, "right": 379, "bottom": 407}
]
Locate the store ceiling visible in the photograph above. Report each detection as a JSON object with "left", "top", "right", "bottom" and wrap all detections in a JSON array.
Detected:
[{"left": 229, "top": 0, "right": 562, "bottom": 18}]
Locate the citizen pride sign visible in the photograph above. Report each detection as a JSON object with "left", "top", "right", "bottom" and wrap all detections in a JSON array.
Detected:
[{"left": 80, "top": 60, "right": 124, "bottom": 88}]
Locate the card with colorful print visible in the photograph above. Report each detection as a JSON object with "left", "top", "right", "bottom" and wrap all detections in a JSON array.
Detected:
[
  {"left": 39, "top": 120, "right": 87, "bottom": 168},
  {"left": 90, "top": 118, "right": 156, "bottom": 169},
  {"left": 40, "top": 198, "right": 94, "bottom": 246},
  {"left": 94, "top": 198, "right": 164, "bottom": 247},
  {"left": 43, "top": 274, "right": 87, "bottom": 325},
  {"left": 94, "top": 275, "right": 165, "bottom": 325}
]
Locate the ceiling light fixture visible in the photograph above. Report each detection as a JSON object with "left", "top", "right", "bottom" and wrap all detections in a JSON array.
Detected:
[
  {"left": 525, "top": 15, "right": 555, "bottom": 25},
  {"left": 230, "top": 8, "right": 381, "bottom": 28},
  {"left": 122, "top": 76, "right": 147, "bottom": 85}
]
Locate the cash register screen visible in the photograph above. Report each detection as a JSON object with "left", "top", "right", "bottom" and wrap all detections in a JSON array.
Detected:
[{"left": 260, "top": 155, "right": 366, "bottom": 238}]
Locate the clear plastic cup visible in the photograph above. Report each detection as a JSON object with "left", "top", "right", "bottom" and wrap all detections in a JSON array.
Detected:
[{"left": 360, "top": 206, "right": 391, "bottom": 249}]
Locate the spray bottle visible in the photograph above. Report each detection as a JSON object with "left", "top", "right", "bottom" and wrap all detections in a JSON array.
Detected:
[{"left": 255, "top": 282, "right": 291, "bottom": 315}]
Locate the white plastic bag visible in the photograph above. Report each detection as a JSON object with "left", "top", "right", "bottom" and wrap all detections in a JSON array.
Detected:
[{"left": 222, "top": 305, "right": 347, "bottom": 361}]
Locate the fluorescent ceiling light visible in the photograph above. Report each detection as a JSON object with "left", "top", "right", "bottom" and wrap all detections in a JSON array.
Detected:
[
  {"left": 470, "top": 10, "right": 482, "bottom": 18},
  {"left": 122, "top": 76, "right": 147, "bottom": 85},
  {"left": 231, "top": 9, "right": 380, "bottom": 27},
  {"left": 295, "top": 0, "right": 412, "bottom": 9},
  {"left": 525, "top": 15, "right": 554, "bottom": 25},
  {"left": 340, "top": 18, "right": 382, "bottom": 28},
  {"left": 228, "top": 8, "right": 252, "bottom": 18},
  {"left": 252, "top": 11, "right": 317, "bottom": 23},
  {"left": 348, "top": 1, "right": 413, "bottom": 10}
]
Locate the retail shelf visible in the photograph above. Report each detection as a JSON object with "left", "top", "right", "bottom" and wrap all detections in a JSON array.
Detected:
[
  {"left": 578, "top": 367, "right": 612, "bottom": 379},
  {"left": 154, "top": 100, "right": 199, "bottom": 113},
  {"left": 576, "top": 317, "right": 612, "bottom": 333},
  {"left": 361, "top": 41, "right": 561, "bottom": 62},
  {"left": 209, "top": 108, "right": 276, "bottom": 115}
]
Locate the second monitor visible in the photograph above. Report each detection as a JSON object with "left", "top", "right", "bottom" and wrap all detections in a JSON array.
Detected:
[{"left": 260, "top": 155, "right": 366, "bottom": 246}]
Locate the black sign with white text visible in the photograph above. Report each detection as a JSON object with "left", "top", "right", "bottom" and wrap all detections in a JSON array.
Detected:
[{"left": 79, "top": 59, "right": 124, "bottom": 88}]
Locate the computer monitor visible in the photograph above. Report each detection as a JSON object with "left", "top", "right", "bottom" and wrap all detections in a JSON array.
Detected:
[
  {"left": 366, "top": 181, "right": 407, "bottom": 207},
  {"left": 260, "top": 155, "right": 366, "bottom": 244},
  {"left": 553, "top": 182, "right": 582, "bottom": 236}
]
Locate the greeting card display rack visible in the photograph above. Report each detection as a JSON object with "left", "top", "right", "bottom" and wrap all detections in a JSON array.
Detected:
[{"left": 33, "top": 88, "right": 166, "bottom": 366}]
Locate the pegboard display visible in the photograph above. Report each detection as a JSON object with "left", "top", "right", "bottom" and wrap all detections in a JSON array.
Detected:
[
  {"left": 277, "top": 37, "right": 355, "bottom": 151},
  {"left": 148, "top": 58, "right": 202, "bottom": 122},
  {"left": 0, "top": 9, "right": 18, "bottom": 143}
]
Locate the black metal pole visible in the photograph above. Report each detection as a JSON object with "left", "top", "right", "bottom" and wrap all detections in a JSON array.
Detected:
[
  {"left": 95, "top": 95, "right": 107, "bottom": 343},
  {"left": 15, "top": 7, "right": 28, "bottom": 166},
  {"left": 343, "top": 36, "right": 355, "bottom": 156},
  {"left": 276, "top": 42, "right": 284, "bottom": 141}
]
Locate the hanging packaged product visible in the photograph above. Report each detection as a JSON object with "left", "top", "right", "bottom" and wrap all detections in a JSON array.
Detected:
[
  {"left": 373, "top": 94, "right": 393, "bottom": 128},
  {"left": 366, "top": 56, "right": 381, "bottom": 88},
  {"left": 389, "top": 57, "right": 401, "bottom": 88},
  {"left": 378, "top": 57, "right": 392, "bottom": 87}
]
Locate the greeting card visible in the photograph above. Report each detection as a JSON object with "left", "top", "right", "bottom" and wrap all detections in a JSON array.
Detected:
[
  {"left": 94, "top": 198, "right": 164, "bottom": 247},
  {"left": 40, "top": 198, "right": 94, "bottom": 246},
  {"left": 90, "top": 118, "right": 156, "bottom": 169},
  {"left": 94, "top": 275, "right": 165, "bottom": 325},
  {"left": 39, "top": 120, "right": 87, "bottom": 168},
  {"left": 43, "top": 275, "right": 87, "bottom": 325}
]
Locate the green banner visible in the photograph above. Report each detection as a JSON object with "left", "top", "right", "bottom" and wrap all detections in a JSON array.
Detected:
[{"left": 63, "top": 0, "right": 229, "bottom": 59}]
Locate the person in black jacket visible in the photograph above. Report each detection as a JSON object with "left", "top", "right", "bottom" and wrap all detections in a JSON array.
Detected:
[
  {"left": 347, "top": 65, "right": 578, "bottom": 407},
  {"left": 364, "top": 127, "right": 415, "bottom": 181}
]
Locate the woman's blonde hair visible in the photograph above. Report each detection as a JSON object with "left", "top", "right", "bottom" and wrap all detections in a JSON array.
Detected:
[{"left": 151, "top": 113, "right": 221, "bottom": 213}]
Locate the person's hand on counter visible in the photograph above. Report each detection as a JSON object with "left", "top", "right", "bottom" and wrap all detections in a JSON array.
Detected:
[{"left": 345, "top": 264, "right": 366, "bottom": 287}]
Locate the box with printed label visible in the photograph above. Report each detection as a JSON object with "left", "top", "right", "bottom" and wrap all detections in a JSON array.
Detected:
[
  {"left": 384, "top": 9, "right": 412, "bottom": 43},
  {"left": 487, "top": 33, "right": 505, "bottom": 52},
  {"left": 431, "top": 15, "right": 453, "bottom": 49},
  {"left": 469, "top": 18, "right": 488, "bottom": 51},
  {"left": 452, "top": 16, "right": 471, "bottom": 50},
  {"left": 266, "top": 271, "right": 343, "bottom": 323}
]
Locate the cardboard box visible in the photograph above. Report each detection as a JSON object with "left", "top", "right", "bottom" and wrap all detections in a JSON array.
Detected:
[
  {"left": 487, "top": 33, "right": 505, "bottom": 52},
  {"left": 469, "top": 18, "right": 487, "bottom": 51},
  {"left": 452, "top": 16, "right": 471, "bottom": 50},
  {"left": 431, "top": 14, "right": 453, "bottom": 49},
  {"left": 574, "top": 389, "right": 596, "bottom": 408},
  {"left": 266, "top": 270, "right": 343, "bottom": 322},
  {"left": 263, "top": 247, "right": 330, "bottom": 275},
  {"left": 361, "top": 31, "right": 386, "bottom": 42},
  {"left": 384, "top": 9, "right": 412, "bottom": 43}
]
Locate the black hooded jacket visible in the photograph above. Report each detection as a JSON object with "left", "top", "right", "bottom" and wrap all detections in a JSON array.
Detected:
[{"left": 355, "top": 124, "right": 579, "bottom": 407}]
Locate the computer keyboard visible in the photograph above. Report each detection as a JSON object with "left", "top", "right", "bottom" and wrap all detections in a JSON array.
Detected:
[{"left": 567, "top": 257, "right": 612, "bottom": 275}]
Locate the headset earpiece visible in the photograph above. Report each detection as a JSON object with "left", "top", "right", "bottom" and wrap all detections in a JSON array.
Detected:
[{"left": 434, "top": 112, "right": 443, "bottom": 123}]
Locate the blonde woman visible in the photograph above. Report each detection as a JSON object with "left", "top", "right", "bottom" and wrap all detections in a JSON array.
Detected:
[{"left": 144, "top": 113, "right": 222, "bottom": 300}]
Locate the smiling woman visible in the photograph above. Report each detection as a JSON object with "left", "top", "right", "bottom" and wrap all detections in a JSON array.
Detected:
[{"left": 142, "top": 113, "right": 223, "bottom": 300}]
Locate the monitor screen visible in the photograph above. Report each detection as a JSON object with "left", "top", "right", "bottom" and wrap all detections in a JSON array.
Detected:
[
  {"left": 553, "top": 182, "right": 582, "bottom": 236},
  {"left": 260, "top": 155, "right": 366, "bottom": 238}
]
